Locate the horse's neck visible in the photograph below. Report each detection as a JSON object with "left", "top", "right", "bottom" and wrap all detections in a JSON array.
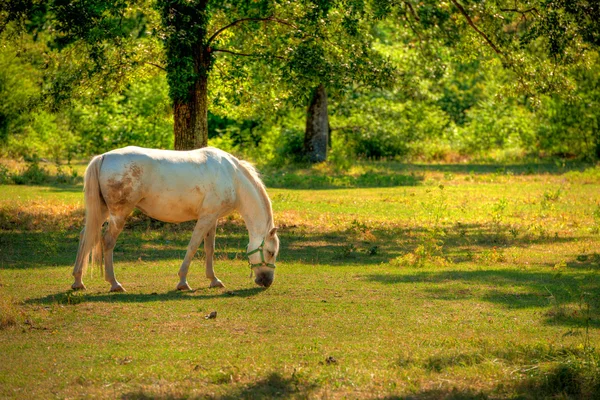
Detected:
[{"left": 236, "top": 175, "right": 273, "bottom": 245}]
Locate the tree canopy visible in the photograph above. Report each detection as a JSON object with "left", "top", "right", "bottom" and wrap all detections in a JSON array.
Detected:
[{"left": 1, "top": 0, "right": 599, "bottom": 162}]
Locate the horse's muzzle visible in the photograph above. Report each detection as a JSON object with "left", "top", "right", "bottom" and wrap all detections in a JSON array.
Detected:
[{"left": 254, "top": 275, "right": 273, "bottom": 288}]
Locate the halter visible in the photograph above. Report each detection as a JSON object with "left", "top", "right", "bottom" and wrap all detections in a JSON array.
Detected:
[{"left": 246, "top": 239, "right": 276, "bottom": 269}]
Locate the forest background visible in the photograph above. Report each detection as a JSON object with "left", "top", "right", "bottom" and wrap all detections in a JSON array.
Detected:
[{"left": 0, "top": 0, "right": 599, "bottom": 170}]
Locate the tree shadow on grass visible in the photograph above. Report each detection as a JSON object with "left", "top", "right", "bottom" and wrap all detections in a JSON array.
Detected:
[
  {"left": 121, "top": 372, "right": 318, "bottom": 400},
  {"left": 403, "top": 160, "right": 592, "bottom": 176},
  {"left": 364, "top": 262, "right": 600, "bottom": 329},
  {"left": 0, "top": 218, "right": 584, "bottom": 270},
  {"left": 380, "top": 388, "right": 488, "bottom": 399},
  {"left": 219, "top": 372, "right": 318, "bottom": 400},
  {"left": 46, "top": 184, "right": 83, "bottom": 193},
  {"left": 383, "top": 350, "right": 600, "bottom": 399},
  {"left": 25, "top": 287, "right": 265, "bottom": 306},
  {"left": 262, "top": 160, "right": 595, "bottom": 190}
]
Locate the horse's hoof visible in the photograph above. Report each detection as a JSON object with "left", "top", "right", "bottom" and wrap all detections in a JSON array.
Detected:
[
  {"left": 209, "top": 280, "right": 225, "bottom": 288},
  {"left": 110, "top": 284, "right": 126, "bottom": 293},
  {"left": 177, "top": 283, "right": 192, "bottom": 291},
  {"left": 71, "top": 283, "right": 86, "bottom": 291}
]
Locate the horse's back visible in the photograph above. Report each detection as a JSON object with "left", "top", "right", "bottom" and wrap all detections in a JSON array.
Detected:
[{"left": 98, "top": 146, "right": 239, "bottom": 222}]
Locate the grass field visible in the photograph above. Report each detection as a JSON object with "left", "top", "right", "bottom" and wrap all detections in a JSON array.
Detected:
[{"left": 1, "top": 160, "right": 599, "bottom": 399}]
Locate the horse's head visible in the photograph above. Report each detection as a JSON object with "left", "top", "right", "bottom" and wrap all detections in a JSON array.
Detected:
[{"left": 247, "top": 227, "right": 279, "bottom": 288}]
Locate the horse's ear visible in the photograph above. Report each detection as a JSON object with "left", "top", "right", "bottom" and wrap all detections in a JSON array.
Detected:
[{"left": 269, "top": 227, "right": 278, "bottom": 237}]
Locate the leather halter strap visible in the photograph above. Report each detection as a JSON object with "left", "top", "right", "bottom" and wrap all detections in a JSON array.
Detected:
[{"left": 247, "top": 239, "right": 276, "bottom": 268}]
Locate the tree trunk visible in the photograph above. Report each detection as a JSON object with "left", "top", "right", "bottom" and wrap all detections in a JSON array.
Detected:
[
  {"left": 304, "top": 84, "right": 329, "bottom": 163},
  {"left": 173, "top": 73, "right": 208, "bottom": 150},
  {"left": 172, "top": 37, "right": 210, "bottom": 150},
  {"left": 595, "top": 127, "right": 600, "bottom": 160}
]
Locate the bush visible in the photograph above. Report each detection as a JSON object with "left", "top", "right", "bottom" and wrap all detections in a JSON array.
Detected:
[{"left": 12, "top": 158, "right": 48, "bottom": 185}]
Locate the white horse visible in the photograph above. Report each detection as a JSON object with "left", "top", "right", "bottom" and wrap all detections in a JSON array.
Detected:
[{"left": 72, "top": 146, "right": 279, "bottom": 292}]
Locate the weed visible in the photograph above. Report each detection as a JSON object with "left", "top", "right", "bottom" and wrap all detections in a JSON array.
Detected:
[
  {"left": 55, "top": 165, "right": 78, "bottom": 184},
  {"left": 578, "top": 292, "right": 594, "bottom": 354},
  {"left": 425, "top": 353, "right": 484, "bottom": 372},
  {"left": 490, "top": 198, "right": 508, "bottom": 239},
  {"left": 398, "top": 185, "right": 450, "bottom": 267},
  {"left": 590, "top": 204, "right": 600, "bottom": 234},
  {"left": 0, "top": 296, "right": 18, "bottom": 329},
  {"left": 539, "top": 189, "right": 561, "bottom": 218},
  {"left": 55, "top": 291, "right": 86, "bottom": 305},
  {"left": 0, "top": 164, "right": 12, "bottom": 184},
  {"left": 391, "top": 237, "right": 448, "bottom": 268},
  {"left": 336, "top": 243, "right": 357, "bottom": 259},
  {"left": 543, "top": 187, "right": 563, "bottom": 202},
  {"left": 508, "top": 225, "right": 520, "bottom": 239},
  {"left": 528, "top": 223, "right": 548, "bottom": 240},
  {"left": 421, "top": 185, "right": 447, "bottom": 231},
  {"left": 349, "top": 219, "right": 369, "bottom": 234},
  {"left": 476, "top": 247, "right": 506, "bottom": 263},
  {"left": 545, "top": 286, "right": 569, "bottom": 321},
  {"left": 490, "top": 198, "right": 508, "bottom": 226},
  {"left": 366, "top": 245, "right": 378, "bottom": 256},
  {"left": 553, "top": 261, "right": 567, "bottom": 270}
]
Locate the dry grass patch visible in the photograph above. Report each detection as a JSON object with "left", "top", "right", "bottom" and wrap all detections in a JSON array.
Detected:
[{"left": 0, "top": 201, "right": 84, "bottom": 231}]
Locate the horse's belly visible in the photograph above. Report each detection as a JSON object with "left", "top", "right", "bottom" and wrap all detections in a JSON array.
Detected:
[{"left": 136, "top": 194, "right": 202, "bottom": 223}]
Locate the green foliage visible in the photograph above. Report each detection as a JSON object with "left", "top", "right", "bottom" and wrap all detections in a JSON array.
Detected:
[
  {"left": 4, "top": 157, "right": 79, "bottom": 185},
  {"left": 1, "top": 0, "right": 600, "bottom": 164},
  {"left": 156, "top": 0, "right": 210, "bottom": 102},
  {"left": 69, "top": 75, "right": 173, "bottom": 155},
  {"left": 458, "top": 99, "right": 537, "bottom": 157},
  {"left": 0, "top": 33, "right": 42, "bottom": 143},
  {"left": 534, "top": 56, "right": 600, "bottom": 160}
]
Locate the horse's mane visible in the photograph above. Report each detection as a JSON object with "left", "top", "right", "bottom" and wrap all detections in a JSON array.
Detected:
[{"left": 237, "top": 159, "right": 274, "bottom": 228}]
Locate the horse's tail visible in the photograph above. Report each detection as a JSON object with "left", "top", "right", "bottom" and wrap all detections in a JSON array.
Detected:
[{"left": 73, "top": 155, "right": 106, "bottom": 278}]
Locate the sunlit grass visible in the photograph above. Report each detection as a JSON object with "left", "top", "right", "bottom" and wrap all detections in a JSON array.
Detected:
[{"left": 1, "top": 161, "right": 599, "bottom": 399}]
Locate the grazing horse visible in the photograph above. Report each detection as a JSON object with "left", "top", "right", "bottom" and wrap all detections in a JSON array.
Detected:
[{"left": 72, "top": 146, "right": 279, "bottom": 292}]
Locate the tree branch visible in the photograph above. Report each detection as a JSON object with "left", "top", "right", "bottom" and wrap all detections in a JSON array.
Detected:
[
  {"left": 404, "top": 1, "right": 420, "bottom": 22},
  {"left": 207, "top": 16, "right": 296, "bottom": 45},
  {"left": 145, "top": 61, "right": 166, "bottom": 71},
  {"left": 329, "top": 125, "right": 364, "bottom": 132},
  {"left": 499, "top": 7, "right": 540, "bottom": 16},
  {"left": 450, "top": 0, "right": 503, "bottom": 56},
  {"left": 401, "top": 9, "right": 428, "bottom": 59},
  {"left": 211, "top": 48, "right": 287, "bottom": 60}
]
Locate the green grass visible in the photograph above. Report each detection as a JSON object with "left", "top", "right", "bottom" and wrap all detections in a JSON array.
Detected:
[{"left": 1, "top": 161, "right": 600, "bottom": 399}]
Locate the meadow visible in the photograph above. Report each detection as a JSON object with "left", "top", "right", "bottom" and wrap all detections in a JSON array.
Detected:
[{"left": 1, "top": 160, "right": 599, "bottom": 399}]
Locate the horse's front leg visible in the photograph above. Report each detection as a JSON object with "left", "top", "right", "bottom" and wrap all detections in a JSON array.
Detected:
[
  {"left": 177, "top": 216, "right": 217, "bottom": 291},
  {"left": 204, "top": 222, "right": 224, "bottom": 288}
]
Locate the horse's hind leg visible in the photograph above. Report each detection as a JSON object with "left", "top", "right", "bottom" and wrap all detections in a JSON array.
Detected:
[
  {"left": 72, "top": 228, "right": 87, "bottom": 290},
  {"left": 204, "top": 221, "right": 224, "bottom": 288},
  {"left": 104, "top": 213, "right": 128, "bottom": 292},
  {"left": 177, "top": 216, "right": 217, "bottom": 291},
  {"left": 72, "top": 205, "right": 109, "bottom": 290}
]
